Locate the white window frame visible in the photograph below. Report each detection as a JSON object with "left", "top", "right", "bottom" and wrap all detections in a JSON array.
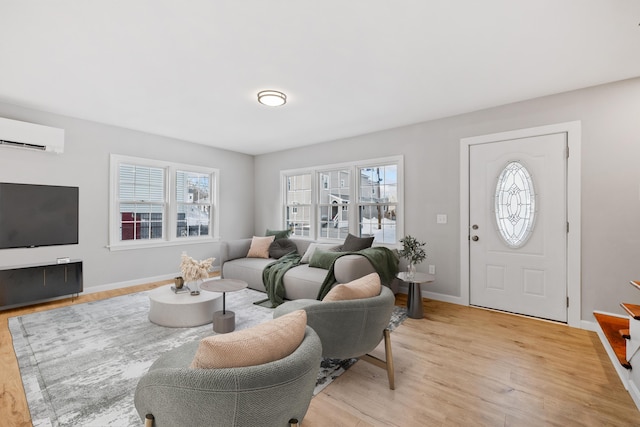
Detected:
[
  {"left": 283, "top": 172, "right": 314, "bottom": 238},
  {"left": 355, "top": 161, "right": 401, "bottom": 245},
  {"left": 280, "top": 156, "right": 404, "bottom": 245},
  {"left": 317, "top": 166, "right": 351, "bottom": 241},
  {"left": 109, "top": 154, "right": 220, "bottom": 251}
]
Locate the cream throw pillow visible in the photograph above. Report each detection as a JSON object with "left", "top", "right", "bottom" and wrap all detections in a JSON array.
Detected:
[
  {"left": 323, "top": 272, "right": 382, "bottom": 302},
  {"left": 190, "top": 310, "right": 307, "bottom": 369},
  {"left": 246, "top": 235, "right": 275, "bottom": 258}
]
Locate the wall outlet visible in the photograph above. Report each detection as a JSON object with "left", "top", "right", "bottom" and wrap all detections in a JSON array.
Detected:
[
  {"left": 428, "top": 264, "right": 436, "bottom": 274},
  {"left": 436, "top": 214, "right": 447, "bottom": 224}
]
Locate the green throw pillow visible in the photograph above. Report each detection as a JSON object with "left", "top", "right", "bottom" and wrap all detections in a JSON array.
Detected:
[
  {"left": 309, "top": 249, "right": 344, "bottom": 270},
  {"left": 268, "top": 238, "right": 298, "bottom": 259},
  {"left": 340, "top": 233, "right": 375, "bottom": 252},
  {"left": 265, "top": 228, "right": 291, "bottom": 239}
]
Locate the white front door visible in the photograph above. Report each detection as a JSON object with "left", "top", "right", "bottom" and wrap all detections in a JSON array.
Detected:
[{"left": 469, "top": 133, "right": 568, "bottom": 322}]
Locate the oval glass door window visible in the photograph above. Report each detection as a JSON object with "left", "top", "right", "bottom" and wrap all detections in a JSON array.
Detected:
[{"left": 494, "top": 161, "right": 536, "bottom": 248}]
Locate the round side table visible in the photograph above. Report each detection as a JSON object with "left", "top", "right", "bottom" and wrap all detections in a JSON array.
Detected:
[
  {"left": 396, "top": 272, "right": 435, "bottom": 319},
  {"left": 200, "top": 278, "right": 248, "bottom": 333}
]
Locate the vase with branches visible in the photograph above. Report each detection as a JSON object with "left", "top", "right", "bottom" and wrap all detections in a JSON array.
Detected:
[
  {"left": 180, "top": 252, "right": 214, "bottom": 295},
  {"left": 398, "top": 235, "right": 426, "bottom": 279}
]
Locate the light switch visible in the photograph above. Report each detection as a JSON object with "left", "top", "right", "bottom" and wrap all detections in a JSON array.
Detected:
[{"left": 436, "top": 214, "right": 447, "bottom": 224}]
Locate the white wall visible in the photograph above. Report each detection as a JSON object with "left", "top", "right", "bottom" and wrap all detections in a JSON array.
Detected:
[
  {"left": 255, "top": 77, "right": 640, "bottom": 322},
  {"left": 0, "top": 102, "right": 254, "bottom": 291}
]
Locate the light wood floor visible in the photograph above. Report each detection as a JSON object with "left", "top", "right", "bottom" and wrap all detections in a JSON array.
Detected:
[{"left": 1, "top": 282, "right": 638, "bottom": 427}]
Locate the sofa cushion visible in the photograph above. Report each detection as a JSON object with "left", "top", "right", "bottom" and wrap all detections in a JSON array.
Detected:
[
  {"left": 222, "top": 258, "right": 272, "bottom": 292},
  {"left": 282, "top": 264, "right": 332, "bottom": 300},
  {"left": 334, "top": 254, "right": 378, "bottom": 283},
  {"left": 190, "top": 309, "right": 307, "bottom": 369},
  {"left": 322, "top": 272, "right": 381, "bottom": 301},
  {"left": 309, "top": 248, "right": 344, "bottom": 270},
  {"left": 300, "top": 243, "right": 339, "bottom": 264},
  {"left": 265, "top": 228, "right": 292, "bottom": 239},
  {"left": 247, "top": 235, "right": 275, "bottom": 258},
  {"left": 338, "top": 233, "right": 375, "bottom": 252},
  {"left": 268, "top": 238, "right": 298, "bottom": 259}
]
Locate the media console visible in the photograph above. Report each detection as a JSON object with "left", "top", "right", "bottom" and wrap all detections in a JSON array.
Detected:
[{"left": 0, "top": 260, "right": 83, "bottom": 309}]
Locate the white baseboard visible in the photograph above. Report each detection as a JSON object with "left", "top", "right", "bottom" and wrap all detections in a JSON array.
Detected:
[
  {"left": 581, "top": 319, "right": 598, "bottom": 331},
  {"left": 397, "top": 283, "right": 478, "bottom": 306},
  {"left": 82, "top": 267, "right": 221, "bottom": 295},
  {"left": 81, "top": 274, "right": 177, "bottom": 295},
  {"left": 629, "top": 380, "right": 640, "bottom": 412},
  {"left": 421, "top": 290, "right": 465, "bottom": 305}
]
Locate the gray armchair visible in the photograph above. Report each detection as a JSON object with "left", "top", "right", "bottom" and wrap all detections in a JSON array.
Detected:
[
  {"left": 134, "top": 327, "right": 322, "bottom": 427},
  {"left": 273, "top": 285, "right": 396, "bottom": 389}
]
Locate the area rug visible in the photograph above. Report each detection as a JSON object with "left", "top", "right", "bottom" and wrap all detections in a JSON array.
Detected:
[{"left": 9, "top": 287, "right": 407, "bottom": 427}]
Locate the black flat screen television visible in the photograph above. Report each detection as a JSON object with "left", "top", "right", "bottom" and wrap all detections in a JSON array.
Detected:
[{"left": 0, "top": 182, "right": 79, "bottom": 249}]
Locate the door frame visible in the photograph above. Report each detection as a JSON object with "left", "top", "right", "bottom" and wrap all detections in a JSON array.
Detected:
[{"left": 459, "top": 121, "right": 581, "bottom": 327}]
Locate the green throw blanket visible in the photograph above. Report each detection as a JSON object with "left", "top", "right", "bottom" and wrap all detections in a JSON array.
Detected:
[
  {"left": 315, "top": 247, "right": 399, "bottom": 300},
  {"left": 255, "top": 252, "right": 302, "bottom": 308},
  {"left": 256, "top": 247, "right": 399, "bottom": 307}
]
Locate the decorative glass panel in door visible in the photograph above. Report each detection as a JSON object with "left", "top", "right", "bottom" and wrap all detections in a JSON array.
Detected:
[{"left": 494, "top": 161, "right": 536, "bottom": 248}]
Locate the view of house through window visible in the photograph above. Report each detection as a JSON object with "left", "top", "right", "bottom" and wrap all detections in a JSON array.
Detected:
[
  {"left": 119, "top": 164, "right": 165, "bottom": 241},
  {"left": 282, "top": 157, "right": 402, "bottom": 244},
  {"left": 357, "top": 164, "right": 398, "bottom": 244},
  {"left": 285, "top": 173, "right": 312, "bottom": 237},
  {"left": 110, "top": 155, "right": 218, "bottom": 249},
  {"left": 176, "top": 171, "right": 212, "bottom": 238},
  {"left": 318, "top": 168, "right": 350, "bottom": 239}
]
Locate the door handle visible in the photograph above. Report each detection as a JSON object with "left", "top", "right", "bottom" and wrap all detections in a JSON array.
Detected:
[{"left": 471, "top": 235, "right": 479, "bottom": 241}]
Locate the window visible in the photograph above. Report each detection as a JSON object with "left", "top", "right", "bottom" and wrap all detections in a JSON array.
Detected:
[
  {"left": 110, "top": 155, "right": 219, "bottom": 250},
  {"left": 285, "top": 173, "right": 312, "bottom": 237},
  {"left": 176, "top": 171, "right": 212, "bottom": 238},
  {"left": 318, "top": 168, "right": 350, "bottom": 240},
  {"left": 118, "top": 164, "right": 165, "bottom": 241},
  {"left": 357, "top": 164, "right": 398, "bottom": 245},
  {"left": 281, "top": 156, "right": 403, "bottom": 244}
]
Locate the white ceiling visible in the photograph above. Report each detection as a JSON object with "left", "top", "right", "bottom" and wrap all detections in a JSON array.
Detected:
[{"left": 1, "top": 1, "right": 640, "bottom": 155}]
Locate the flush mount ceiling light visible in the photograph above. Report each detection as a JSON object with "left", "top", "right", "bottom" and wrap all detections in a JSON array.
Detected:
[{"left": 257, "top": 90, "right": 287, "bottom": 107}]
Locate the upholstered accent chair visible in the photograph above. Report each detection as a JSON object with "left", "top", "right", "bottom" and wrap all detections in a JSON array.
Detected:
[
  {"left": 134, "top": 326, "right": 322, "bottom": 427},
  {"left": 273, "top": 285, "right": 396, "bottom": 389}
]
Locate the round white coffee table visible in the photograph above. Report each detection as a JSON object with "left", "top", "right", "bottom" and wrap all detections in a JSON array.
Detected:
[{"left": 148, "top": 284, "right": 223, "bottom": 327}]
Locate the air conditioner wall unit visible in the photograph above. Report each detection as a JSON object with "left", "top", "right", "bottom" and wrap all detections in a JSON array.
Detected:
[{"left": 0, "top": 117, "right": 65, "bottom": 154}]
